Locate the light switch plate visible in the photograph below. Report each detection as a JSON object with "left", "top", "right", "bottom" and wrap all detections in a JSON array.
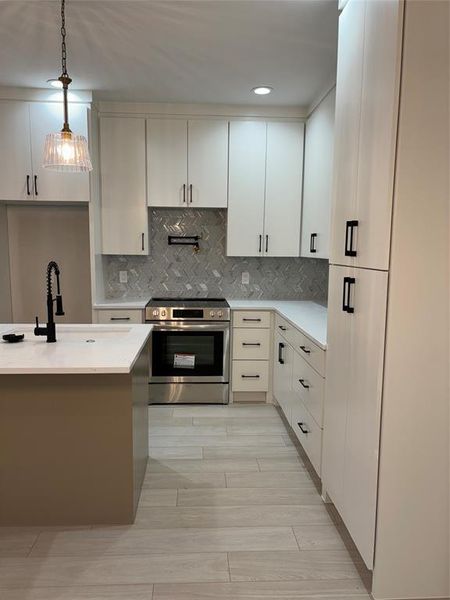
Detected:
[
  {"left": 119, "top": 270, "right": 128, "bottom": 284},
  {"left": 241, "top": 271, "right": 250, "bottom": 285}
]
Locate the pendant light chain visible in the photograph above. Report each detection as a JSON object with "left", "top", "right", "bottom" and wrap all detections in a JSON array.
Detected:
[{"left": 61, "top": 0, "right": 68, "bottom": 77}]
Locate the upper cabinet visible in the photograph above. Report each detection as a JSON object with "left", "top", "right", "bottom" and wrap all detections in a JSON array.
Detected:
[
  {"left": 0, "top": 100, "right": 90, "bottom": 203},
  {"left": 100, "top": 117, "right": 148, "bottom": 255},
  {"left": 227, "top": 120, "right": 304, "bottom": 257},
  {"left": 147, "top": 118, "right": 228, "bottom": 208},
  {"left": 329, "top": 0, "right": 403, "bottom": 270},
  {"left": 301, "top": 88, "right": 336, "bottom": 259}
]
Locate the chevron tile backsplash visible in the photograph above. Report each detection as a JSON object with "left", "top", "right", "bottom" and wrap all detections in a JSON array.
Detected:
[{"left": 104, "top": 209, "right": 329, "bottom": 303}]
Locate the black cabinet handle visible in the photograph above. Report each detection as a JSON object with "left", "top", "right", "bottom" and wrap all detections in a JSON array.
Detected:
[
  {"left": 278, "top": 342, "right": 285, "bottom": 364},
  {"left": 342, "top": 277, "right": 356, "bottom": 313},
  {"left": 258, "top": 235, "right": 262, "bottom": 253},
  {"left": 299, "top": 379, "right": 310, "bottom": 389},
  {"left": 344, "top": 220, "right": 358, "bottom": 257},
  {"left": 310, "top": 233, "right": 317, "bottom": 253},
  {"left": 110, "top": 317, "right": 131, "bottom": 321},
  {"left": 242, "top": 342, "right": 261, "bottom": 347},
  {"left": 241, "top": 374, "right": 260, "bottom": 379},
  {"left": 299, "top": 345, "right": 311, "bottom": 354},
  {"left": 297, "top": 422, "right": 309, "bottom": 435},
  {"left": 141, "top": 233, "right": 145, "bottom": 251},
  {"left": 26, "top": 175, "right": 31, "bottom": 196},
  {"left": 189, "top": 183, "right": 193, "bottom": 204},
  {"left": 243, "top": 318, "right": 261, "bottom": 322},
  {"left": 34, "top": 175, "right": 38, "bottom": 196},
  {"left": 265, "top": 234, "right": 269, "bottom": 253},
  {"left": 278, "top": 325, "right": 287, "bottom": 331},
  {"left": 182, "top": 184, "right": 186, "bottom": 203}
]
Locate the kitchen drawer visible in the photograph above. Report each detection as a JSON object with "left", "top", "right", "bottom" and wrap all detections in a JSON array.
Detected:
[
  {"left": 275, "top": 314, "right": 325, "bottom": 376},
  {"left": 291, "top": 398, "right": 322, "bottom": 476},
  {"left": 232, "top": 328, "right": 270, "bottom": 360},
  {"left": 232, "top": 360, "right": 269, "bottom": 392},
  {"left": 96, "top": 309, "right": 143, "bottom": 324},
  {"left": 233, "top": 311, "right": 271, "bottom": 328},
  {"left": 292, "top": 350, "right": 325, "bottom": 427}
]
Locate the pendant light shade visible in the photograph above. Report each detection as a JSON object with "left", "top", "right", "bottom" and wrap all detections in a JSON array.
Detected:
[
  {"left": 44, "top": 131, "right": 92, "bottom": 172},
  {"left": 43, "top": 0, "right": 93, "bottom": 172}
]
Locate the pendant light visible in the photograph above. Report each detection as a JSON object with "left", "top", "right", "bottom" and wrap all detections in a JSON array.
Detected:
[{"left": 43, "top": 0, "right": 92, "bottom": 172}]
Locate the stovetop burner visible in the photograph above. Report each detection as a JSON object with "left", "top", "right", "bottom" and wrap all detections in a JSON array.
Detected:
[{"left": 147, "top": 298, "right": 229, "bottom": 308}]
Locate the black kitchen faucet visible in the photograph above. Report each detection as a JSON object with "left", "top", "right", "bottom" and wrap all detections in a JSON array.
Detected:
[{"left": 34, "top": 261, "right": 65, "bottom": 343}]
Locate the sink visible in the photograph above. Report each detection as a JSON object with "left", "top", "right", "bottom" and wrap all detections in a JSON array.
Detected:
[{"left": 6, "top": 325, "right": 132, "bottom": 342}]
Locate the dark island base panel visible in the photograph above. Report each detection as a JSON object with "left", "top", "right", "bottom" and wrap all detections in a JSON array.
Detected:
[{"left": 0, "top": 348, "right": 149, "bottom": 526}]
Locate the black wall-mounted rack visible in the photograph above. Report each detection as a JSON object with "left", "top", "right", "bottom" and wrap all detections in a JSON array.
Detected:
[{"left": 168, "top": 235, "right": 201, "bottom": 251}]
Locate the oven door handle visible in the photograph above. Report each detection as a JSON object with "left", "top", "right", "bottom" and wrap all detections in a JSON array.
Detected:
[{"left": 150, "top": 322, "right": 230, "bottom": 332}]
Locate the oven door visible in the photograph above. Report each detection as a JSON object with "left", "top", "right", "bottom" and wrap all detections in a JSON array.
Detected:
[{"left": 149, "top": 321, "right": 230, "bottom": 383}]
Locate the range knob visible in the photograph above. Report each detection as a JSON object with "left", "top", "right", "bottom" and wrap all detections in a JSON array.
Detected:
[
  {"left": 210, "top": 311, "right": 215, "bottom": 318},
  {"left": 152, "top": 309, "right": 159, "bottom": 317},
  {"left": 217, "top": 311, "right": 223, "bottom": 318},
  {"left": 161, "top": 310, "right": 167, "bottom": 317}
]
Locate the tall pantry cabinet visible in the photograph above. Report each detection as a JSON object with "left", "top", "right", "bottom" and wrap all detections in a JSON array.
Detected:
[{"left": 323, "top": 1, "right": 449, "bottom": 598}]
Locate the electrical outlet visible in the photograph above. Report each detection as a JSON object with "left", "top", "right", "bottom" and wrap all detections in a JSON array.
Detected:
[
  {"left": 241, "top": 271, "right": 250, "bottom": 285},
  {"left": 119, "top": 270, "right": 128, "bottom": 284}
]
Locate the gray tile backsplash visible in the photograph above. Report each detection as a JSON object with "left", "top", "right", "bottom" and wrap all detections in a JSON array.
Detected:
[{"left": 103, "top": 209, "right": 329, "bottom": 303}]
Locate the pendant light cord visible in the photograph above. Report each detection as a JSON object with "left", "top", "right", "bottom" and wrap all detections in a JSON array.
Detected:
[
  {"left": 58, "top": 0, "right": 72, "bottom": 133},
  {"left": 61, "top": 0, "right": 68, "bottom": 77}
]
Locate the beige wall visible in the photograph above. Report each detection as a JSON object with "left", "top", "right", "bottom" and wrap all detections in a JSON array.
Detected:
[
  {"left": 0, "top": 204, "right": 12, "bottom": 321},
  {"left": 7, "top": 204, "right": 92, "bottom": 324},
  {"left": 372, "top": 1, "right": 449, "bottom": 598}
]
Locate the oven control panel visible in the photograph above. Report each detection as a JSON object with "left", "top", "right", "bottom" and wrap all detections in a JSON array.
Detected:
[{"left": 146, "top": 307, "right": 230, "bottom": 321}]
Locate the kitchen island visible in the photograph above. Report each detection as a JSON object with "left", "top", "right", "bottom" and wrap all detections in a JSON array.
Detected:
[{"left": 0, "top": 324, "right": 151, "bottom": 526}]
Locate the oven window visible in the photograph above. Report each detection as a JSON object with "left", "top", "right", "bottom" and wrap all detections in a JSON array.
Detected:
[{"left": 152, "top": 330, "right": 224, "bottom": 377}]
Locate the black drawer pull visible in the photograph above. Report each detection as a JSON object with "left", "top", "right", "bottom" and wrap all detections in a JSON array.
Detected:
[
  {"left": 299, "top": 379, "right": 310, "bottom": 389},
  {"left": 110, "top": 317, "right": 131, "bottom": 321},
  {"left": 243, "top": 318, "right": 261, "bottom": 322},
  {"left": 242, "top": 342, "right": 261, "bottom": 346},
  {"left": 278, "top": 325, "right": 287, "bottom": 331},
  {"left": 342, "top": 277, "right": 356, "bottom": 314},
  {"left": 310, "top": 233, "right": 317, "bottom": 253},
  {"left": 297, "top": 422, "right": 309, "bottom": 435},
  {"left": 344, "top": 220, "right": 358, "bottom": 257},
  {"left": 182, "top": 183, "right": 186, "bottom": 203},
  {"left": 299, "top": 345, "right": 311, "bottom": 354},
  {"left": 258, "top": 234, "right": 262, "bottom": 253},
  {"left": 26, "top": 175, "right": 31, "bottom": 196},
  {"left": 241, "top": 374, "right": 260, "bottom": 379},
  {"left": 34, "top": 175, "right": 38, "bottom": 196},
  {"left": 278, "top": 342, "right": 285, "bottom": 364}
]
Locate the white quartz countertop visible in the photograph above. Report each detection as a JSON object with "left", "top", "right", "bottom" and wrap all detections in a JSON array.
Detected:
[
  {"left": 228, "top": 300, "right": 327, "bottom": 349},
  {"left": 0, "top": 324, "right": 152, "bottom": 374}
]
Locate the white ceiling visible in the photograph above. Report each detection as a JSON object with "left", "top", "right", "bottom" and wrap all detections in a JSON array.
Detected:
[{"left": 0, "top": 0, "right": 338, "bottom": 107}]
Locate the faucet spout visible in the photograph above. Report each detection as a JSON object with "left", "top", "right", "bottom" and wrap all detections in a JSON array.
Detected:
[{"left": 34, "top": 261, "right": 65, "bottom": 343}]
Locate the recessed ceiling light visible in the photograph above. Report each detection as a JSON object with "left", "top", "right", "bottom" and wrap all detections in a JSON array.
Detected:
[
  {"left": 47, "top": 78, "right": 63, "bottom": 89},
  {"left": 252, "top": 86, "right": 273, "bottom": 96}
]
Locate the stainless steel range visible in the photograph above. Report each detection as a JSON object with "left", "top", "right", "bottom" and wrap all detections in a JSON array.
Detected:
[{"left": 145, "top": 298, "right": 230, "bottom": 404}]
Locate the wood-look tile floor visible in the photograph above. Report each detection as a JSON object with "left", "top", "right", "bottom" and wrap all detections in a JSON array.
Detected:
[{"left": 0, "top": 404, "right": 371, "bottom": 599}]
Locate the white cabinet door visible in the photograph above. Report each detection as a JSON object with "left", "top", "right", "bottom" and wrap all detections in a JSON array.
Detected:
[
  {"left": 188, "top": 119, "right": 228, "bottom": 208},
  {"left": 342, "top": 266, "right": 388, "bottom": 568},
  {"left": 323, "top": 264, "right": 388, "bottom": 569},
  {"left": 227, "top": 121, "right": 266, "bottom": 256},
  {"left": 301, "top": 89, "right": 336, "bottom": 259},
  {"left": 273, "top": 332, "right": 295, "bottom": 423},
  {"left": 264, "top": 122, "right": 304, "bottom": 257},
  {"left": 329, "top": 0, "right": 365, "bottom": 266},
  {"left": 322, "top": 265, "right": 352, "bottom": 512},
  {"left": 0, "top": 101, "right": 33, "bottom": 201},
  {"left": 29, "top": 102, "right": 90, "bottom": 202},
  {"left": 100, "top": 117, "right": 148, "bottom": 255},
  {"left": 354, "top": 0, "right": 402, "bottom": 270},
  {"left": 147, "top": 118, "right": 187, "bottom": 207}
]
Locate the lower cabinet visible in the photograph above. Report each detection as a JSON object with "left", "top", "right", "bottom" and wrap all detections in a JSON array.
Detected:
[
  {"left": 322, "top": 264, "right": 388, "bottom": 569},
  {"left": 273, "top": 316, "right": 326, "bottom": 477},
  {"left": 95, "top": 309, "right": 144, "bottom": 324},
  {"left": 231, "top": 311, "right": 271, "bottom": 401}
]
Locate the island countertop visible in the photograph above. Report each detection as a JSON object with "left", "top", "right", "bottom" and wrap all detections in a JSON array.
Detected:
[{"left": 0, "top": 323, "right": 152, "bottom": 375}]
